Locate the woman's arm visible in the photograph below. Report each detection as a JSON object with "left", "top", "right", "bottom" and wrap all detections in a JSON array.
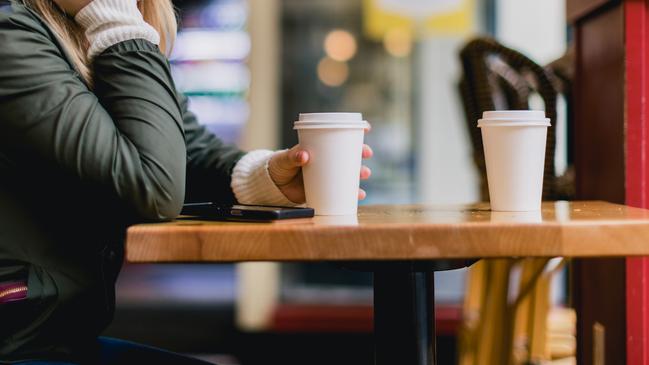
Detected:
[
  {"left": 0, "top": 4, "right": 185, "bottom": 221},
  {"left": 180, "top": 94, "right": 246, "bottom": 204},
  {"left": 180, "top": 95, "right": 374, "bottom": 206},
  {"left": 179, "top": 94, "right": 300, "bottom": 206}
]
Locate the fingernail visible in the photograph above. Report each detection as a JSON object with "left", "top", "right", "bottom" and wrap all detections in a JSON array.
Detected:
[
  {"left": 296, "top": 151, "right": 305, "bottom": 163},
  {"left": 363, "top": 167, "right": 372, "bottom": 178}
]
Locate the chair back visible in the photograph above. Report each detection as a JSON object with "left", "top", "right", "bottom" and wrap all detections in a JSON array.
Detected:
[{"left": 458, "top": 37, "right": 560, "bottom": 200}]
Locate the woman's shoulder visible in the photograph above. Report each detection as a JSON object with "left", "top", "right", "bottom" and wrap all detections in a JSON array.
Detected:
[
  {"left": 0, "top": 1, "right": 55, "bottom": 41},
  {"left": 0, "top": 0, "right": 70, "bottom": 70}
]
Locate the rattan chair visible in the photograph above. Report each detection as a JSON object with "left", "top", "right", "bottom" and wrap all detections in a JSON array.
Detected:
[{"left": 457, "top": 37, "right": 575, "bottom": 365}]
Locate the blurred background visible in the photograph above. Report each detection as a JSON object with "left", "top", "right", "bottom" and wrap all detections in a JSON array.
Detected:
[{"left": 104, "top": 0, "right": 570, "bottom": 364}]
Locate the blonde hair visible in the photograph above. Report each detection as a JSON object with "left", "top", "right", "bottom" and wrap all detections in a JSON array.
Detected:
[{"left": 23, "top": 0, "right": 177, "bottom": 83}]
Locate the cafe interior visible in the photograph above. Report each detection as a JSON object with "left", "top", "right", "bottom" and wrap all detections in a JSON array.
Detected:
[{"left": 102, "top": 0, "right": 649, "bottom": 364}]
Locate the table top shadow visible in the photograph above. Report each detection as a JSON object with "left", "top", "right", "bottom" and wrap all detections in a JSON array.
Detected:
[{"left": 126, "top": 201, "right": 649, "bottom": 263}]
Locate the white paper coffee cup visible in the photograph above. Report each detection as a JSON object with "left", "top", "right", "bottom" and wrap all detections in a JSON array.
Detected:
[
  {"left": 478, "top": 110, "right": 550, "bottom": 211},
  {"left": 294, "top": 113, "right": 369, "bottom": 215}
]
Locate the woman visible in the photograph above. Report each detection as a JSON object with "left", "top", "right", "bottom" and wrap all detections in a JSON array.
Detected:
[{"left": 0, "top": 0, "right": 372, "bottom": 363}]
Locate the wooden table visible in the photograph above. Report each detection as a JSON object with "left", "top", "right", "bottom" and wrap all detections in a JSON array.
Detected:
[{"left": 126, "top": 201, "right": 649, "bottom": 365}]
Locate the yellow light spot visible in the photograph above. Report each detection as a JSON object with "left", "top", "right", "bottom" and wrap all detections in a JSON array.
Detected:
[
  {"left": 383, "top": 28, "right": 413, "bottom": 58},
  {"left": 317, "top": 57, "right": 349, "bottom": 87},
  {"left": 324, "top": 29, "right": 358, "bottom": 62}
]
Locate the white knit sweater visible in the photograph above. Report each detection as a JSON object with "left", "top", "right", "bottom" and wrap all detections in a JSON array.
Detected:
[{"left": 76, "top": 0, "right": 295, "bottom": 206}]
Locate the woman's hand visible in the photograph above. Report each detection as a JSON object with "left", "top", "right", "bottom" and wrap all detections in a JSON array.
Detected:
[
  {"left": 268, "top": 144, "right": 373, "bottom": 204},
  {"left": 52, "top": 0, "right": 93, "bottom": 16}
]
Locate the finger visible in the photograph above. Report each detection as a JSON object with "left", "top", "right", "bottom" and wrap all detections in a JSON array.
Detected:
[
  {"left": 362, "top": 145, "right": 373, "bottom": 159},
  {"left": 293, "top": 173, "right": 306, "bottom": 203},
  {"left": 282, "top": 174, "right": 306, "bottom": 204},
  {"left": 269, "top": 146, "right": 309, "bottom": 186},
  {"left": 360, "top": 166, "right": 371, "bottom": 180},
  {"left": 294, "top": 150, "right": 309, "bottom": 166},
  {"left": 277, "top": 146, "right": 309, "bottom": 171},
  {"left": 364, "top": 122, "right": 372, "bottom": 134},
  {"left": 358, "top": 189, "right": 367, "bottom": 200}
]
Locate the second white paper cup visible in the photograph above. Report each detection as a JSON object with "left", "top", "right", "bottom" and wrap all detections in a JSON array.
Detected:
[
  {"left": 478, "top": 111, "right": 550, "bottom": 212},
  {"left": 295, "top": 113, "right": 369, "bottom": 215}
]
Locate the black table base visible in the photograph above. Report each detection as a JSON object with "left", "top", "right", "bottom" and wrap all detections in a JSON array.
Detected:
[
  {"left": 374, "top": 269, "right": 436, "bottom": 365},
  {"left": 341, "top": 260, "right": 475, "bottom": 365}
]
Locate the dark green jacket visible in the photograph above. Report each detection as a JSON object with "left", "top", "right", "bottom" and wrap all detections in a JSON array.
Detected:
[{"left": 0, "top": 1, "right": 245, "bottom": 362}]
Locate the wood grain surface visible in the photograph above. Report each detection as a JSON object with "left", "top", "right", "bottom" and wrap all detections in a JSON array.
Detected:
[{"left": 126, "top": 201, "right": 649, "bottom": 263}]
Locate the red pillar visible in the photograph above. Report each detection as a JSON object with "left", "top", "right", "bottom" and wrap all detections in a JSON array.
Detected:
[{"left": 626, "top": 1, "right": 649, "bottom": 364}]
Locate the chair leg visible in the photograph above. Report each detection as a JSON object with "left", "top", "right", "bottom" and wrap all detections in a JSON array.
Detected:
[
  {"left": 475, "top": 259, "right": 514, "bottom": 365},
  {"left": 459, "top": 260, "right": 487, "bottom": 365},
  {"left": 509, "top": 259, "right": 553, "bottom": 365},
  {"left": 529, "top": 274, "right": 551, "bottom": 362}
]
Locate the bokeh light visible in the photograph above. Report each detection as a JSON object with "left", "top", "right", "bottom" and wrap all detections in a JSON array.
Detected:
[
  {"left": 383, "top": 28, "right": 413, "bottom": 58},
  {"left": 317, "top": 57, "right": 349, "bottom": 87},
  {"left": 324, "top": 29, "right": 358, "bottom": 62}
]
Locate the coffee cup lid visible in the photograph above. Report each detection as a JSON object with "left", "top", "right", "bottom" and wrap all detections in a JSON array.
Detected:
[
  {"left": 294, "top": 120, "right": 370, "bottom": 130},
  {"left": 299, "top": 113, "right": 362, "bottom": 122},
  {"left": 294, "top": 113, "right": 369, "bottom": 130},
  {"left": 482, "top": 110, "right": 546, "bottom": 120},
  {"left": 478, "top": 110, "right": 550, "bottom": 128},
  {"left": 477, "top": 120, "right": 550, "bottom": 127}
]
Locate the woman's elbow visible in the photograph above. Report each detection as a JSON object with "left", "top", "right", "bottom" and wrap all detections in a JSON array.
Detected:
[
  {"left": 135, "top": 177, "right": 185, "bottom": 222},
  {"left": 137, "top": 195, "right": 183, "bottom": 222},
  {"left": 153, "top": 195, "right": 183, "bottom": 221}
]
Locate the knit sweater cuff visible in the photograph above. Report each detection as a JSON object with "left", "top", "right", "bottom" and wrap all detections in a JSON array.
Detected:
[
  {"left": 75, "top": 0, "right": 160, "bottom": 59},
  {"left": 231, "top": 150, "right": 298, "bottom": 206}
]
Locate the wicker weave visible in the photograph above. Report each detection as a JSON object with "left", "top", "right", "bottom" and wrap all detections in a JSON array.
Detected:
[{"left": 458, "top": 37, "right": 561, "bottom": 200}]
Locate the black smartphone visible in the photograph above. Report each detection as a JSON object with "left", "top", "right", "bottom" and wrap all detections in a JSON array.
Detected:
[{"left": 181, "top": 203, "right": 315, "bottom": 221}]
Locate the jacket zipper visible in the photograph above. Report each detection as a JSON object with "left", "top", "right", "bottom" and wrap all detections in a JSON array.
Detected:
[{"left": 0, "top": 285, "right": 28, "bottom": 301}]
